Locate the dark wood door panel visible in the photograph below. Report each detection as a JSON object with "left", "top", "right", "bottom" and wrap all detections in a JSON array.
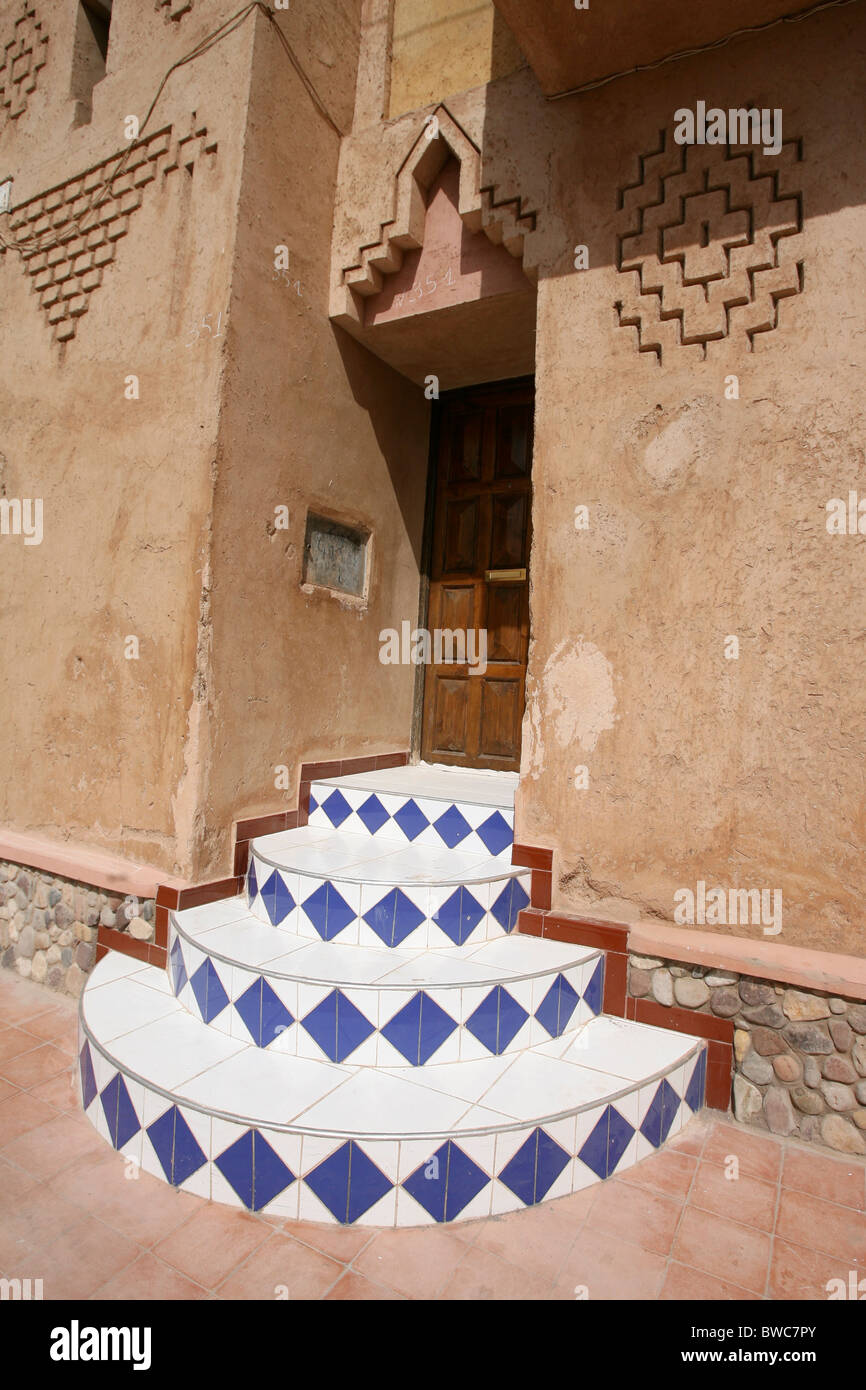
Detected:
[{"left": 422, "top": 380, "right": 534, "bottom": 773}]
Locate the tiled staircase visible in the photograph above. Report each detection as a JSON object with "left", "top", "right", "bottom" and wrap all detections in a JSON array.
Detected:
[{"left": 78, "top": 766, "right": 707, "bottom": 1226}]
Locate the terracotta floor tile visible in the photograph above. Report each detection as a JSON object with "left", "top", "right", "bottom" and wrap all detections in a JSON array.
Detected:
[
  {"left": 153, "top": 1203, "right": 271, "bottom": 1289},
  {"left": 354, "top": 1227, "right": 470, "bottom": 1298},
  {"left": 0, "top": 1078, "right": 19, "bottom": 1105},
  {"left": 1, "top": 1111, "right": 107, "bottom": 1179},
  {"left": 666, "top": 1112, "right": 714, "bottom": 1158},
  {"left": 584, "top": 1177, "right": 682, "bottom": 1256},
  {"left": 775, "top": 1188, "right": 866, "bottom": 1266},
  {"left": 618, "top": 1147, "right": 698, "bottom": 1201},
  {"left": 768, "top": 1236, "right": 862, "bottom": 1301},
  {"left": 553, "top": 1226, "right": 668, "bottom": 1300},
  {"left": 440, "top": 1245, "right": 554, "bottom": 1300},
  {"left": 1, "top": 1042, "right": 71, "bottom": 1089},
  {"left": 284, "top": 1218, "right": 374, "bottom": 1263},
  {"left": 0, "top": 1027, "right": 44, "bottom": 1065},
  {"left": 324, "top": 1270, "right": 403, "bottom": 1300},
  {"left": 470, "top": 1202, "right": 580, "bottom": 1282},
  {"left": 0, "top": 1156, "right": 41, "bottom": 1211},
  {"left": 689, "top": 1160, "right": 778, "bottom": 1232},
  {"left": 53, "top": 1149, "right": 203, "bottom": 1246},
  {"left": 0, "top": 1091, "right": 57, "bottom": 1146},
  {"left": 3, "top": 1185, "right": 83, "bottom": 1256},
  {"left": 702, "top": 1121, "right": 783, "bottom": 1184},
  {"left": 20, "top": 1007, "right": 76, "bottom": 1043},
  {"left": 217, "top": 1232, "right": 343, "bottom": 1300},
  {"left": 782, "top": 1147, "right": 866, "bottom": 1211},
  {"left": 672, "top": 1207, "right": 772, "bottom": 1295},
  {"left": 0, "top": 987, "right": 63, "bottom": 1028},
  {"left": 93, "top": 1252, "right": 208, "bottom": 1300},
  {"left": 37, "top": 1217, "right": 141, "bottom": 1301},
  {"left": 27, "top": 1070, "right": 80, "bottom": 1113},
  {"left": 543, "top": 1184, "right": 598, "bottom": 1226},
  {"left": 660, "top": 1261, "right": 760, "bottom": 1301}
]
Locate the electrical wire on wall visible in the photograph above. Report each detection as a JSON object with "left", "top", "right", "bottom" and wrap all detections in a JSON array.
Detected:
[
  {"left": 0, "top": 2, "right": 342, "bottom": 259},
  {"left": 547, "top": 0, "right": 863, "bottom": 99}
]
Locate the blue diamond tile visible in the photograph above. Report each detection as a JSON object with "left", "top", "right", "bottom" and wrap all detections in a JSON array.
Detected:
[
  {"left": 235, "top": 976, "right": 294, "bottom": 1048},
  {"left": 215, "top": 1129, "right": 295, "bottom": 1211},
  {"left": 308, "top": 793, "right": 318, "bottom": 814},
  {"left": 583, "top": 957, "right": 604, "bottom": 1015},
  {"left": 640, "top": 1078, "right": 680, "bottom": 1148},
  {"left": 302, "top": 881, "right": 356, "bottom": 941},
  {"left": 357, "top": 794, "right": 390, "bottom": 835},
  {"left": 432, "top": 804, "right": 472, "bottom": 848},
  {"left": 146, "top": 1105, "right": 207, "bottom": 1186},
  {"left": 362, "top": 887, "right": 424, "bottom": 948},
  {"left": 321, "top": 789, "right": 352, "bottom": 828},
  {"left": 381, "top": 992, "right": 457, "bottom": 1066},
  {"left": 302, "top": 989, "right": 375, "bottom": 1062},
  {"left": 190, "top": 956, "right": 230, "bottom": 1023},
  {"left": 684, "top": 1049, "right": 706, "bottom": 1112},
  {"left": 578, "top": 1105, "right": 635, "bottom": 1179},
  {"left": 476, "top": 810, "right": 513, "bottom": 856},
  {"left": 402, "top": 1141, "right": 489, "bottom": 1222},
  {"left": 306, "top": 1141, "right": 392, "bottom": 1224},
  {"left": 246, "top": 856, "right": 258, "bottom": 903},
  {"left": 169, "top": 936, "right": 188, "bottom": 997},
  {"left": 79, "top": 1041, "right": 97, "bottom": 1111},
  {"left": 535, "top": 973, "right": 580, "bottom": 1038},
  {"left": 100, "top": 1072, "right": 141, "bottom": 1151},
  {"left": 260, "top": 870, "right": 295, "bottom": 927},
  {"left": 490, "top": 878, "right": 529, "bottom": 932},
  {"left": 466, "top": 985, "right": 529, "bottom": 1055},
  {"left": 432, "top": 885, "right": 485, "bottom": 945},
  {"left": 393, "top": 798, "right": 429, "bottom": 841},
  {"left": 498, "top": 1128, "right": 571, "bottom": 1206}
]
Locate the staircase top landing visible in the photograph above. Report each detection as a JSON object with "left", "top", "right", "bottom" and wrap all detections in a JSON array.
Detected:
[{"left": 317, "top": 762, "right": 519, "bottom": 810}]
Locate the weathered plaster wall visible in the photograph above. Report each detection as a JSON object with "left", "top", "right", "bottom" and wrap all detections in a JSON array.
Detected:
[
  {"left": 198, "top": 7, "right": 429, "bottom": 876},
  {"left": 389, "top": 0, "right": 523, "bottom": 118},
  {"left": 516, "top": 6, "right": 866, "bottom": 954},
  {"left": 333, "top": 3, "right": 866, "bottom": 955},
  {"left": 0, "top": 0, "right": 253, "bottom": 876}
]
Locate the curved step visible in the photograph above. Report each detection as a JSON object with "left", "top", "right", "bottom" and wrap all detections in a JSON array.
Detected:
[
  {"left": 307, "top": 766, "right": 516, "bottom": 857},
  {"left": 245, "top": 827, "right": 531, "bottom": 949},
  {"left": 79, "top": 954, "right": 707, "bottom": 1227},
  {"left": 168, "top": 898, "right": 605, "bottom": 1065}
]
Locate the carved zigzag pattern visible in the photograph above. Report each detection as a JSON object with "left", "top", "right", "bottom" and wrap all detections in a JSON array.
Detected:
[
  {"left": 2, "top": 124, "right": 217, "bottom": 344},
  {"left": 0, "top": 2, "right": 48, "bottom": 123},
  {"left": 615, "top": 129, "right": 804, "bottom": 361}
]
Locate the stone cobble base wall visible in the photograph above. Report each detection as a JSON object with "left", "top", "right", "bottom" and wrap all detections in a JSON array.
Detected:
[
  {"left": 629, "top": 954, "right": 866, "bottom": 1155},
  {"left": 0, "top": 859, "right": 156, "bottom": 998}
]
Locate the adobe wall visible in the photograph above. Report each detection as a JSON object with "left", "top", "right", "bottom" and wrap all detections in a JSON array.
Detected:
[
  {"left": 197, "top": 7, "right": 429, "bottom": 876},
  {"left": 333, "top": 2, "right": 866, "bottom": 955},
  {"left": 0, "top": 0, "right": 260, "bottom": 878}
]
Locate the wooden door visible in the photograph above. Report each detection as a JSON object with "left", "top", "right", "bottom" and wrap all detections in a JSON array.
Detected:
[{"left": 421, "top": 381, "right": 533, "bottom": 771}]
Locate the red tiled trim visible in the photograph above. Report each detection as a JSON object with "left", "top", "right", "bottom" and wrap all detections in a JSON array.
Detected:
[
  {"left": 511, "top": 843, "right": 553, "bottom": 871},
  {"left": 706, "top": 1040, "right": 734, "bottom": 1110},
  {"left": 629, "top": 996, "right": 735, "bottom": 1045},
  {"left": 531, "top": 869, "right": 552, "bottom": 911},
  {"left": 603, "top": 950, "right": 628, "bottom": 1018},
  {"left": 106, "top": 751, "right": 409, "bottom": 966}
]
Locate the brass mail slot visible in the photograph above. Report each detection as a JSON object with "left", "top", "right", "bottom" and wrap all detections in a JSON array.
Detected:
[{"left": 485, "top": 568, "right": 526, "bottom": 583}]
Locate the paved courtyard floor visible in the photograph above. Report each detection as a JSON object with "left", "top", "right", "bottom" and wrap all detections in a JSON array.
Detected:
[{"left": 0, "top": 969, "right": 864, "bottom": 1301}]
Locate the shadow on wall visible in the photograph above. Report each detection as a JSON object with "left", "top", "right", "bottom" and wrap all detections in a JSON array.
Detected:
[{"left": 331, "top": 322, "right": 431, "bottom": 569}]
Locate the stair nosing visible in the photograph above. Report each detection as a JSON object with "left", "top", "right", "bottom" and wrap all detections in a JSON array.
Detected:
[
  {"left": 79, "top": 978, "right": 704, "bottom": 1143},
  {"left": 170, "top": 909, "right": 602, "bottom": 990},
  {"left": 250, "top": 842, "right": 524, "bottom": 887}
]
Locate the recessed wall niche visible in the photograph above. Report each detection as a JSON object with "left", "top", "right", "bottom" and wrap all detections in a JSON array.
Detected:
[{"left": 302, "top": 512, "right": 370, "bottom": 600}]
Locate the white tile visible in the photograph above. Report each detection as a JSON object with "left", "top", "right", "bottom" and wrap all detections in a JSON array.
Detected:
[
  {"left": 107, "top": 1010, "right": 247, "bottom": 1090},
  {"left": 175, "top": 897, "right": 250, "bottom": 932},
  {"left": 179, "top": 1047, "right": 348, "bottom": 1123},
  {"left": 82, "top": 977, "right": 176, "bottom": 1042},
  {"left": 292, "top": 1068, "right": 469, "bottom": 1135},
  {"left": 482, "top": 1052, "right": 618, "bottom": 1123}
]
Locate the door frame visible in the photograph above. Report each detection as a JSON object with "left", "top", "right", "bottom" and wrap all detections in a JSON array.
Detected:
[{"left": 410, "top": 373, "right": 535, "bottom": 765}]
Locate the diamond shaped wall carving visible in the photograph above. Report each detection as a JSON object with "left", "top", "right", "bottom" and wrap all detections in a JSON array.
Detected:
[
  {"left": 1, "top": 123, "right": 218, "bottom": 345},
  {"left": 0, "top": 2, "right": 48, "bottom": 123},
  {"left": 615, "top": 128, "right": 804, "bottom": 361}
]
